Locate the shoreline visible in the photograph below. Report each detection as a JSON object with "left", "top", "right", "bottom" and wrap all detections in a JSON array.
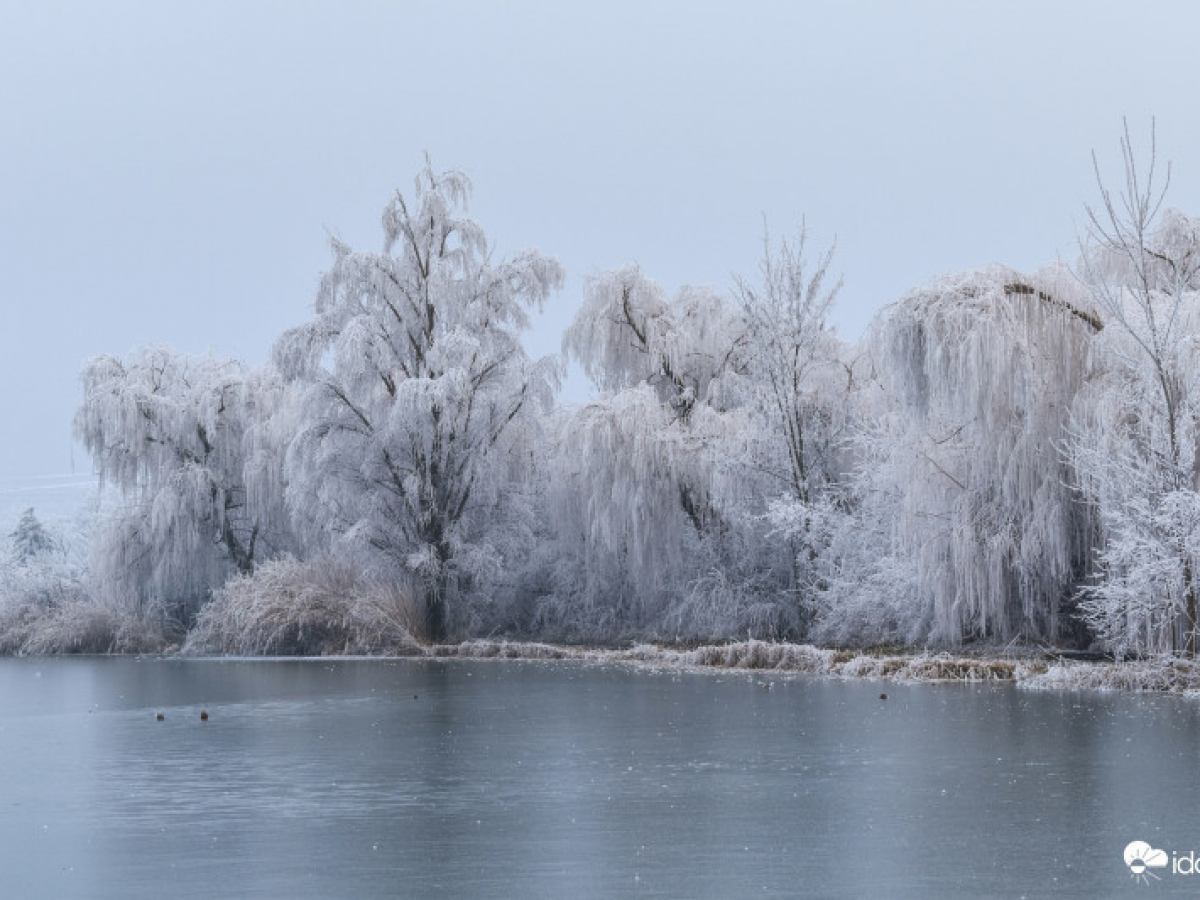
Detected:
[
  {"left": 180, "top": 638, "right": 1200, "bottom": 697},
  {"left": 427, "top": 639, "right": 1200, "bottom": 696},
  {"left": 20, "top": 636, "right": 1200, "bottom": 696}
]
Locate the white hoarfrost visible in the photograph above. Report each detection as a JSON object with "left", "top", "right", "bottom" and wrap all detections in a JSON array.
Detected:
[
  {"left": 186, "top": 555, "right": 423, "bottom": 656},
  {"left": 735, "top": 227, "right": 851, "bottom": 632},
  {"left": 36, "top": 142, "right": 1200, "bottom": 667},
  {"left": 273, "top": 162, "right": 563, "bottom": 641},
  {"left": 1072, "top": 128, "right": 1200, "bottom": 657},
  {"left": 548, "top": 264, "right": 788, "bottom": 638},
  {"left": 840, "top": 265, "right": 1100, "bottom": 645},
  {"left": 75, "top": 349, "right": 291, "bottom": 622}
]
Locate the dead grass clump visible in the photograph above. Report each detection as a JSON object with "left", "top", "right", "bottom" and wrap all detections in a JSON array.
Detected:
[
  {"left": 18, "top": 602, "right": 119, "bottom": 655},
  {"left": 830, "top": 652, "right": 1019, "bottom": 682},
  {"left": 0, "top": 566, "right": 170, "bottom": 656},
  {"left": 1019, "top": 658, "right": 1200, "bottom": 693},
  {"left": 663, "top": 640, "right": 837, "bottom": 674},
  {"left": 894, "top": 655, "right": 1018, "bottom": 682},
  {"left": 185, "top": 556, "right": 422, "bottom": 656},
  {"left": 431, "top": 640, "right": 578, "bottom": 660},
  {"left": 0, "top": 598, "right": 170, "bottom": 656},
  {"left": 614, "top": 643, "right": 689, "bottom": 664},
  {"left": 836, "top": 655, "right": 889, "bottom": 679}
]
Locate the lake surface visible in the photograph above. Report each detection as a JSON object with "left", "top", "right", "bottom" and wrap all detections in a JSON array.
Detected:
[{"left": 0, "top": 657, "right": 1197, "bottom": 898}]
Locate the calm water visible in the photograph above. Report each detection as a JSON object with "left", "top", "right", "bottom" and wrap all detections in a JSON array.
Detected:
[{"left": 0, "top": 657, "right": 1197, "bottom": 898}]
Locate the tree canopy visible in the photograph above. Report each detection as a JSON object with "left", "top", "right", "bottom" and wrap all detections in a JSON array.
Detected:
[{"left": 60, "top": 140, "right": 1200, "bottom": 659}]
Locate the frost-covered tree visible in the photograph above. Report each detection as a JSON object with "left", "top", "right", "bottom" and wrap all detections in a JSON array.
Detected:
[
  {"left": 1075, "top": 123, "right": 1200, "bottom": 657},
  {"left": 0, "top": 500, "right": 169, "bottom": 655},
  {"left": 75, "top": 349, "right": 289, "bottom": 621},
  {"left": 846, "top": 265, "right": 1100, "bottom": 646},
  {"left": 735, "top": 227, "right": 844, "bottom": 504},
  {"left": 562, "top": 266, "right": 748, "bottom": 525},
  {"left": 564, "top": 265, "right": 746, "bottom": 425},
  {"left": 550, "top": 266, "right": 780, "bottom": 637},
  {"left": 734, "top": 227, "right": 850, "bottom": 628},
  {"left": 274, "top": 162, "right": 563, "bottom": 641},
  {"left": 7, "top": 508, "right": 57, "bottom": 564}
]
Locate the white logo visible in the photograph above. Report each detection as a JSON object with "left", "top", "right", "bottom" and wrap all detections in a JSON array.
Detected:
[{"left": 1125, "top": 841, "right": 1169, "bottom": 884}]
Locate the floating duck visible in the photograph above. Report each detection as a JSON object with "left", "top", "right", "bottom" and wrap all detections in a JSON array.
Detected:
[
  {"left": 200, "top": 710, "right": 209, "bottom": 721},
  {"left": 156, "top": 713, "right": 165, "bottom": 722}
]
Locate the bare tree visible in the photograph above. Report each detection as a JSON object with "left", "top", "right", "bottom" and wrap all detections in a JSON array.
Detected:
[
  {"left": 735, "top": 225, "right": 844, "bottom": 506},
  {"left": 1078, "top": 120, "right": 1200, "bottom": 656},
  {"left": 733, "top": 226, "right": 846, "bottom": 629}
]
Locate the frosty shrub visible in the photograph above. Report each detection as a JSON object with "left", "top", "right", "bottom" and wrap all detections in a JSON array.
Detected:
[
  {"left": 0, "top": 504, "right": 168, "bottom": 655},
  {"left": 430, "top": 640, "right": 576, "bottom": 659},
  {"left": 683, "top": 639, "right": 839, "bottom": 673},
  {"left": 661, "top": 567, "right": 797, "bottom": 642},
  {"left": 1020, "top": 657, "right": 1200, "bottom": 693},
  {"left": 0, "top": 555, "right": 167, "bottom": 655},
  {"left": 185, "top": 555, "right": 423, "bottom": 655}
]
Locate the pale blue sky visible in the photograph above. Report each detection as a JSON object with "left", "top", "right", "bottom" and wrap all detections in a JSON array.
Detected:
[{"left": 4, "top": 0, "right": 1200, "bottom": 481}]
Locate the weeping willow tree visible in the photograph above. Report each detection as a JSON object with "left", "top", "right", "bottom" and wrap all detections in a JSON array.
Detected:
[
  {"left": 74, "top": 349, "right": 290, "bottom": 623},
  {"left": 546, "top": 266, "right": 784, "bottom": 638},
  {"left": 858, "top": 264, "right": 1101, "bottom": 645}
]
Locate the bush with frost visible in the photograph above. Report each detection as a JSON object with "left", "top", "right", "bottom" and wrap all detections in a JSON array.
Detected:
[
  {"left": 185, "top": 555, "right": 422, "bottom": 655},
  {"left": 0, "top": 517, "right": 167, "bottom": 655}
]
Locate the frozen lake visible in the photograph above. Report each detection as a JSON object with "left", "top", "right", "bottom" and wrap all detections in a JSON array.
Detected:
[{"left": 1, "top": 657, "right": 1198, "bottom": 898}]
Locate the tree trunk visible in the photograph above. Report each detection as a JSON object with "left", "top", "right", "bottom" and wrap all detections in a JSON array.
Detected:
[
  {"left": 1185, "top": 558, "right": 1197, "bottom": 659},
  {"left": 425, "top": 590, "right": 447, "bottom": 644},
  {"left": 423, "top": 545, "right": 452, "bottom": 644},
  {"left": 791, "top": 537, "right": 811, "bottom": 638}
]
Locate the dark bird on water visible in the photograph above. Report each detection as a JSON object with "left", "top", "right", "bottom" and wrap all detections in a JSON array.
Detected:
[
  {"left": 879, "top": 693, "right": 888, "bottom": 701},
  {"left": 156, "top": 713, "right": 165, "bottom": 722},
  {"left": 200, "top": 710, "right": 209, "bottom": 721}
]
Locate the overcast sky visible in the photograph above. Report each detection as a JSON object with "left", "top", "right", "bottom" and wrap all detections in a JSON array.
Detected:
[{"left": 3, "top": 0, "right": 1200, "bottom": 483}]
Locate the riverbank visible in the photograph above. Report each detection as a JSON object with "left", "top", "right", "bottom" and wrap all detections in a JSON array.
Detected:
[
  {"left": 4, "top": 592, "right": 1197, "bottom": 697},
  {"left": 424, "top": 638, "right": 1200, "bottom": 696}
]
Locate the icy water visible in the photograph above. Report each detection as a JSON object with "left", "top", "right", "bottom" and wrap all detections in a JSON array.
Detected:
[{"left": 0, "top": 659, "right": 1198, "bottom": 898}]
